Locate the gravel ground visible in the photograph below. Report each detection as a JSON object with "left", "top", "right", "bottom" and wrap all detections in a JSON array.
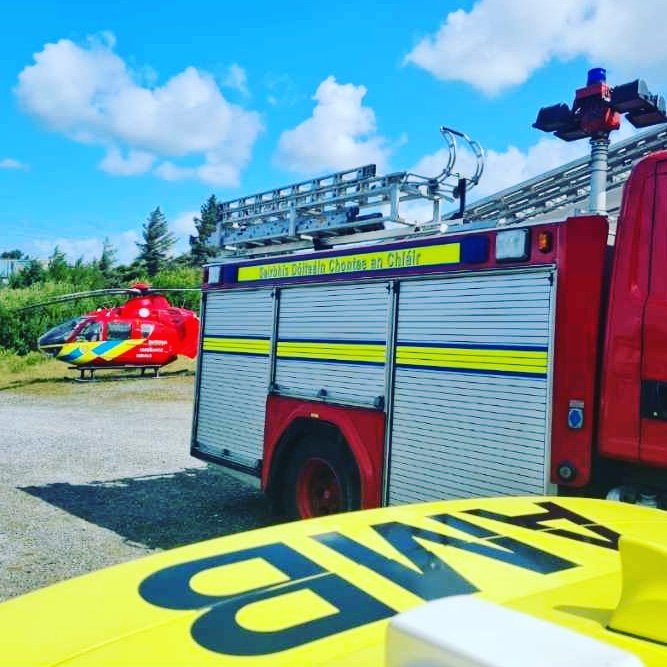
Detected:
[{"left": 0, "top": 375, "right": 278, "bottom": 602}]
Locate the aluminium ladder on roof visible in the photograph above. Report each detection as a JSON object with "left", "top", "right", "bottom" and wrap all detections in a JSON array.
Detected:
[
  {"left": 214, "top": 125, "right": 667, "bottom": 259},
  {"left": 216, "top": 127, "right": 484, "bottom": 257}
]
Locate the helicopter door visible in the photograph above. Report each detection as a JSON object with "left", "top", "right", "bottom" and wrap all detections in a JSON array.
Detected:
[
  {"left": 77, "top": 320, "right": 103, "bottom": 342},
  {"left": 107, "top": 321, "right": 132, "bottom": 340}
]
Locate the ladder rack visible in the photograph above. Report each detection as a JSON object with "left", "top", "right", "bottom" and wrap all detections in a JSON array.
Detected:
[
  {"left": 218, "top": 165, "right": 412, "bottom": 245},
  {"left": 217, "top": 127, "right": 484, "bottom": 257},
  {"left": 215, "top": 124, "right": 667, "bottom": 259}
]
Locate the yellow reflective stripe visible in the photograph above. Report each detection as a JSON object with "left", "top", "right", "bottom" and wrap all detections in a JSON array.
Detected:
[
  {"left": 58, "top": 340, "right": 144, "bottom": 364},
  {"left": 277, "top": 341, "right": 386, "bottom": 364},
  {"left": 201, "top": 337, "right": 547, "bottom": 374},
  {"left": 106, "top": 340, "right": 144, "bottom": 361},
  {"left": 237, "top": 242, "right": 461, "bottom": 282},
  {"left": 203, "top": 337, "right": 270, "bottom": 355},
  {"left": 396, "top": 345, "right": 548, "bottom": 374},
  {"left": 58, "top": 342, "right": 85, "bottom": 360}
]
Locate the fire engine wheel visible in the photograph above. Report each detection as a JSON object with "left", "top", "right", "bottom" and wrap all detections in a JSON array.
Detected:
[{"left": 283, "top": 439, "right": 360, "bottom": 520}]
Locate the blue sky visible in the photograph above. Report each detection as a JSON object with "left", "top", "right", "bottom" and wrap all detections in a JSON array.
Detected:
[{"left": 2, "top": 0, "right": 666, "bottom": 264}]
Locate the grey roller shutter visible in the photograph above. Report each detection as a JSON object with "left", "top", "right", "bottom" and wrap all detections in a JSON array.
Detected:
[
  {"left": 275, "top": 282, "right": 389, "bottom": 407},
  {"left": 194, "top": 288, "right": 273, "bottom": 468},
  {"left": 388, "top": 269, "right": 555, "bottom": 504}
]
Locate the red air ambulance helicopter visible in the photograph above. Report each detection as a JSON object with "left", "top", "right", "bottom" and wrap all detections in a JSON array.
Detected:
[{"left": 29, "top": 283, "right": 200, "bottom": 379}]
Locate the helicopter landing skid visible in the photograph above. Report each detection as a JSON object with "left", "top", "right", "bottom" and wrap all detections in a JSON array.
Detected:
[{"left": 70, "top": 365, "right": 162, "bottom": 382}]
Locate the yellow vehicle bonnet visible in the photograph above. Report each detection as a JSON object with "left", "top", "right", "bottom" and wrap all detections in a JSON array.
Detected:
[{"left": 3, "top": 497, "right": 667, "bottom": 666}]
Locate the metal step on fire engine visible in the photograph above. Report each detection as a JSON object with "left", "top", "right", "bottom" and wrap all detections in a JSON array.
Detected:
[{"left": 216, "top": 124, "right": 667, "bottom": 258}]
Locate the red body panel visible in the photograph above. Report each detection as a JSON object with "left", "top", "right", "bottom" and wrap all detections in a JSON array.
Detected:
[
  {"left": 549, "top": 215, "right": 608, "bottom": 486},
  {"left": 263, "top": 395, "right": 386, "bottom": 508},
  {"left": 256, "top": 217, "right": 612, "bottom": 497},
  {"left": 599, "top": 153, "right": 667, "bottom": 463},
  {"left": 639, "top": 160, "right": 667, "bottom": 466}
]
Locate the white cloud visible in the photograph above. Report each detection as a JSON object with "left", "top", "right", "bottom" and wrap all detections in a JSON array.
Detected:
[
  {"left": 467, "top": 122, "right": 635, "bottom": 199},
  {"left": 223, "top": 63, "right": 249, "bottom": 97},
  {"left": 15, "top": 33, "right": 263, "bottom": 185},
  {"left": 30, "top": 230, "right": 141, "bottom": 265},
  {"left": 153, "top": 162, "right": 194, "bottom": 182},
  {"left": 405, "top": 0, "right": 667, "bottom": 95},
  {"left": 98, "top": 148, "right": 155, "bottom": 176},
  {"left": 170, "top": 209, "right": 199, "bottom": 255},
  {"left": 475, "top": 140, "right": 588, "bottom": 197},
  {"left": 0, "top": 158, "right": 28, "bottom": 170},
  {"left": 170, "top": 210, "right": 198, "bottom": 236},
  {"left": 275, "top": 76, "right": 391, "bottom": 174},
  {"left": 264, "top": 73, "right": 300, "bottom": 108},
  {"left": 114, "top": 230, "right": 143, "bottom": 264}
]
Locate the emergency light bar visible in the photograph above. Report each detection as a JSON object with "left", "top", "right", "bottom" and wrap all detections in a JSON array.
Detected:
[
  {"left": 533, "top": 68, "right": 665, "bottom": 139},
  {"left": 611, "top": 79, "right": 667, "bottom": 128},
  {"left": 533, "top": 68, "right": 667, "bottom": 215}
]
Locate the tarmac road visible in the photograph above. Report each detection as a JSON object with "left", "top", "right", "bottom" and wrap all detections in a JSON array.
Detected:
[{"left": 0, "top": 375, "right": 277, "bottom": 601}]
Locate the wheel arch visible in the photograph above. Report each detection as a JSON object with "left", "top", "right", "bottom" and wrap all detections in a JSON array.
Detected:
[
  {"left": 263, "top": 396, "right": 386, "bottom": 510},
  {"left": 266, "top": 417, "right": 360, "bottom": 513}
]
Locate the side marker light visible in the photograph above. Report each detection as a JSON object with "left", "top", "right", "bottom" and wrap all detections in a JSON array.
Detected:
[{"left": 537, "top": 231, "right": 553, "bottom": 253}]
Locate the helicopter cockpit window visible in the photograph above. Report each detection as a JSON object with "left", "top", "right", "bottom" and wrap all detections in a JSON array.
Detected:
[
  {"left": 140, "top": 323, "right": 155, "bottom": 338},
  {"left": 107, "top": 322, "right": 132, "bottom": 340},
  {"left": 38, "top": 317, "right": 85, "bottom": 346},
  {"left": 78, "top": 321, "right": 102, "bottom": 342}
]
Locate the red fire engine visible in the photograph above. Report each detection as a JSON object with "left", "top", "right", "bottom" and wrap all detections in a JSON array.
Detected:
[{"left": 191, "top": 70, "right": 667, "bottom": 518}]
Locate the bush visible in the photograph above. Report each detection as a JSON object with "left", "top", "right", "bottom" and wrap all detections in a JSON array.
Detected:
[{"left": 0, "top": 281, "right": 110, "bottom": 354}]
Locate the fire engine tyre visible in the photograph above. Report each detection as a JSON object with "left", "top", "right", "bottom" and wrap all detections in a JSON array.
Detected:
[{"left": 282, "top": 438, "right": 361, "bottom": 520}]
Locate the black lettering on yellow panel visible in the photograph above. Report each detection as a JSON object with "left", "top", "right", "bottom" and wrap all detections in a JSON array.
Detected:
[
  {"left": 429, "top": 515, "right": 577, "bottom": 573},
  {"left": 191, "top": 572, "right": 393, "bottom": 655},
  {"left": 463, "top": 501, "right": 620, "bottom": 550},
  {"left": 139, "top": 543, "right": 319, "bottom": 610},
  {"left": 315, "top": 517, "right": 575, "bottom": 602},
  {"left": 314, "top": 525, "right": 478, "bottom": 601},
  {"left": 139, "top": 543, "right": 394, "bottom": 656}
]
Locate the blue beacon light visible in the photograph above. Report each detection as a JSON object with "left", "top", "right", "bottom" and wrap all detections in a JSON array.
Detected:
[{"left": 587, "top": 67, "right": 607, "bottom": 85}]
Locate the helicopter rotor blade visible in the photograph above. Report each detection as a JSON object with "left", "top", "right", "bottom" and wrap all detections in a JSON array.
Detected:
[
  {"left": 143, "top": 288, "right": 201, "bottom": 293},
  {"left": 18, "top": 288, "right": 139, "bottom": 311},
  {"left": 17, "top": 284, "right": 201, "bottom": 312}
]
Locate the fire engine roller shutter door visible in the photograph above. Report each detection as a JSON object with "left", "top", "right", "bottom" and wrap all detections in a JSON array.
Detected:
[
  {"left": 389, "top": 269, "right": 555, "bottom": 504},
  {"left": 275, "top": 282, "right": 389, "bottom": 407},
  {"left": 194, "top": 288, "right": 273, "bottom": 468}
]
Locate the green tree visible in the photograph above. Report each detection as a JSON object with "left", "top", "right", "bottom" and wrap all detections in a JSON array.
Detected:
[
  {"left": 1, "top": 249, "right": 24, "bottom": 259},
  {"left": 114, "top": 260, "right": 147, "bottom": 285},
  {"left": 97, "top": 238, "right": 117, "bottom": 283},
  {"left": 136, "top": 207, "right": 175, "bottom": 277},
  {"left": 189, "top": 194, "right": 218, "bottom": 266},
  {"left": 68, "top": 257, "right": 105, "bottom": 288},
  {"left": 8, "top": 259, "right": 45, "bottom": 288},
  {"left": 46, "top": 247, "right": 68, "bottom": 282}
]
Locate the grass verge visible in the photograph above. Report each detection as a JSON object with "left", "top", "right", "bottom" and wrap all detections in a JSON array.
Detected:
[{"left": 0, "top": 350, "right": 196, "bottom": 395}]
